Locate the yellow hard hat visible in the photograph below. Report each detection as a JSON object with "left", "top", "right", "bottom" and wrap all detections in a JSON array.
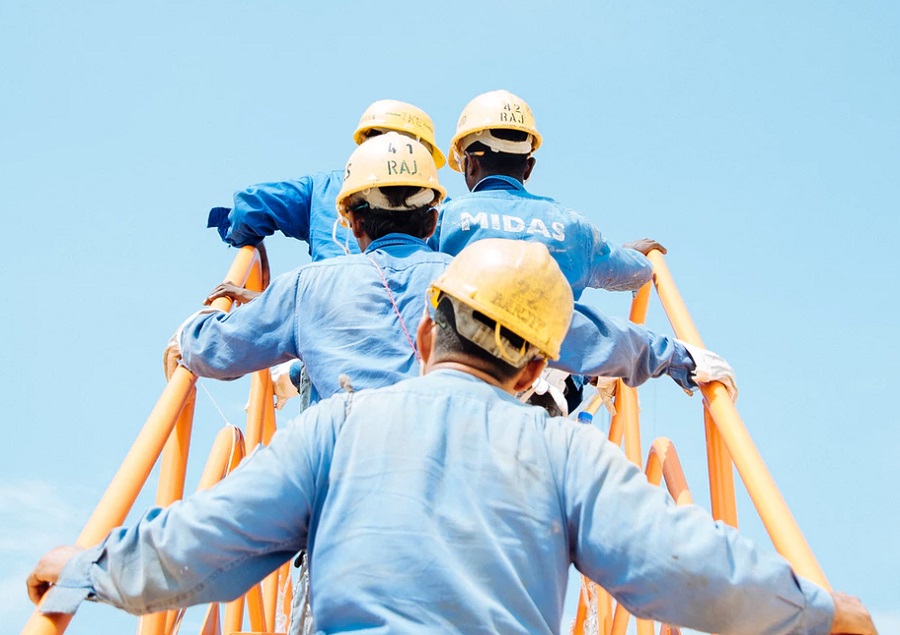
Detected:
[
  {"left": 428, "top": 238, "right": 573, "bottom": 362},
  {"left": 336, "top": 132, "right": 446, "bottom": 221},
  {"left": 353, "top": 100, "right": 446, "bottom": 169},
  {"left": 447, "top": 90, "right": 543, "bottom": 172}
]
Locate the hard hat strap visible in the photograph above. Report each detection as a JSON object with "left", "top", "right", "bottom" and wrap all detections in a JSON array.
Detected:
[
  {"left": 460, "top": 130, "right": 533, "bottom": 155},
  {"left": 330, "top": 218, "right": 352, "bottom": 256},
  {"left": 494, "top": 321, "right": 527, "bottom": 364},
  {"left": 358, "top": 186, "right": 435, "bottom": 212},
  {"left": 444, "top": 295, "right": 539, "bottom": 367}
]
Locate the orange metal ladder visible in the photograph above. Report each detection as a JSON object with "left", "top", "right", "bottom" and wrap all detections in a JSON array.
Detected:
[{"left": 21, "top": 247, "right": 830, "bottom": 635}]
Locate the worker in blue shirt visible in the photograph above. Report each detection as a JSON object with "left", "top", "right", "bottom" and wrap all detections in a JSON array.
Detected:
[
  {"left": 207, "top": 99, "right": 446, "bottom": 262},
  {"left": 433, "top": 90, "right": 672, "bottom": 414},
  {"left": 432, "top": 89, "right": 660, "bottom": 300},
  {"left": 204, "top": 100, "right": 447, "bottom": 407},
  {"left": 172, "top": 132, "right": 452, "bottom": 405},
  {"left": 29, "top": 239, "right": 875, "bottom": 635}
]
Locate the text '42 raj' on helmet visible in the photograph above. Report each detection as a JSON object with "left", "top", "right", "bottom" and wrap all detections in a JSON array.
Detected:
[{"left": 448, "top": 89, "right": 542, "bottom": 172}]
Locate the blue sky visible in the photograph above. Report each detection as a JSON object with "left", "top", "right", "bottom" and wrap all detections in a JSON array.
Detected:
[{"left": 2, "top": 2, "right": 898, "bottom": 633}]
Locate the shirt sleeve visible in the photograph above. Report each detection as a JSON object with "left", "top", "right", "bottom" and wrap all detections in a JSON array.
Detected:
[
  {"left": 551, "top": 303, "right": 697, "bottom": 390},
  {"left": 217, "top": 177, "right": 316, "bottom": 247},
  {"left": 40, "top": 397, "right": 347, "bottom": 616},
  {"left": 564, "top": 428, "right": 835, "bottom": 635},
  {"left": 179, "top": 269, "right": 303, "bottom": 379},
  {"left": 585, "top": 224, "right": 653, "bottom": 292}
]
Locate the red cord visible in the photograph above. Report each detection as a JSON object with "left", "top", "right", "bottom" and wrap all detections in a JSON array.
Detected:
[{"left": 365, "top": 253, "right": 422, "bottom": 363}]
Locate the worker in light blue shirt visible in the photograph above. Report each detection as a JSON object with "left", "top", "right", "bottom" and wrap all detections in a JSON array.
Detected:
[
  {"left": 207, "top": 99, "right": 447, "bottom": 261},
  {"left": 432, "top": 89, "right": 660, "bottom": 300},
  {"left": 177, "top": 266, "right": 722, "bottom": 407},
  {"left": 29, "top": 239, "right": 873, "bottom": 635},
  {"left": 180, "top": 133, "right": 451, "bottom": 405},
  {"left": 204, "top": 101, "right": 448, "bottom": 408}
]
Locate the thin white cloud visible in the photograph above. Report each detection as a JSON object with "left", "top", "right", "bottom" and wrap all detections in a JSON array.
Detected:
[
  {"left": 0, "top": 562, "right": 33, "bottom": 618},
  {"left": 0, "top": 480, "right": 88, "bottom": 551},
  {"left": 872, "top": 610, "right": 900, "bottom": 635},
  {"left": 0, "top": 479, "right": 93, "bottom": 622}
]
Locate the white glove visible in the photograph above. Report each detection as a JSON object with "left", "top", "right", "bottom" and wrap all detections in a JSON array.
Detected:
[
  {"left": 164, "top": 307, "right": 223, "bottom": 379},
  {"left": 271, "top": 361, "right": 300, "bottom": 410},
  {"left": 523, "top": 369, "right": 569, "bottom": 416},
  {"left": 593, "top": 377, "right": 619, "bottom": 416},
  {"left": 678, "top": 340, "right": 738, "bottom": 402}
]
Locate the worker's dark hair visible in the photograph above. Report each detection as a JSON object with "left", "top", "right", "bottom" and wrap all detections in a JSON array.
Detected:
[
  {"left": 432, "top": 295, "right": 523, "bottom": 382},
  {"left": 350, "top": 186, "right": 436, "bottom": 240},
  {"left": 465, "top": 129, "right": 531, "bottom": 176}
]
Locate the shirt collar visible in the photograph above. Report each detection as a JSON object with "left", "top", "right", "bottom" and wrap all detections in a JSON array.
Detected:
[
  {"left": 364, "top": 233, "right": 429, "bottom": 253},
  {"left": 472, "top": 175, "right": 526, "bottom": 193},
  {"left": 426, "top": 368, "right": 522, "bottom": 405}
]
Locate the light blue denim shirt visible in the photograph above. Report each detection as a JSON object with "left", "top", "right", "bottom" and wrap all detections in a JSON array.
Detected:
[
  {"left": 177, "top": 232, "right": 696, "bottom": 402},
  {"left": 207, "top": 170, "right": 359, "bottom": 261},
  {"left": 430, "top": 176, "right": 653, "bottom": 299},
  {"left": 180, "top": 233, "right": 452, "bottom": 403},
  {"left": 43, "top": 370, "right": 833, "bottom": 635},
  {"left": 555, "top": 304, "right": 695, "bottom": 391}
]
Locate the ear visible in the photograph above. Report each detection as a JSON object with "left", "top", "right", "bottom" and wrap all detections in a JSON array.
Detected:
[
  {"left": 423, "top": 208, "right": 439, "bottom": 239},
  {"left": 416, "top": 312, "right": 435, "bottom": 365},
  {"left": 512, "top": 358, "right": 548, "bottom": 393},
  {"left": 464, "top": 153, "right": 478, "bottom": 178},
  {"left": 464, "top": 153, "right": 483, "bottom": 191},
  {"left": 346, "top": 211, "right": 366, "bottom": 239},
  {"left": 344, "top": 210, "right": 367, "bottom": 240},
  {"left": 523, "top": 156, "right": 536, "bottom": 182}
]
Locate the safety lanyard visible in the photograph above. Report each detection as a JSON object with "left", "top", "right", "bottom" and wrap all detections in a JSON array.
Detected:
[{"left": 364, "top": 252, "right": 422, "bottom": 363}]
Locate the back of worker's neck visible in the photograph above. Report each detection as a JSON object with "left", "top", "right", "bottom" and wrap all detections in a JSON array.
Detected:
[{"left": 425, "top": 361, "right": 513, "bottom": 393}]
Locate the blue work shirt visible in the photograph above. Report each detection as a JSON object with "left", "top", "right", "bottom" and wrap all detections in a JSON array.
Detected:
[
  {"left": 207, "top": 170, "right": 359, "bottom": 261},
  {"left": 181, "top": 233, "right": 450, "bottom": 403},
  {"left": 430, "top": 176, "right": 653, "bottom": 299},
  {"left": 176, "top": 234, "right": 697, "bottom": 401},
  {"left": 43, "top": 370, "right": 833, "bottom": 635}
]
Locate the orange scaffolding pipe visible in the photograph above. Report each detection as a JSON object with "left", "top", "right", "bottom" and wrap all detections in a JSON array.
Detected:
[
  {"left": 573, "top": 283, "right": 652, "bottom": 635},
  {"left": 704, "top": 406, "right": 738, "bottom": 527},
  {"left": 573, "top": 250, "right": 829, "bottom": 635},
  {"left": 647, "top": 250, "right": 829, "bottom": 589},
  {"left": 645, "top": 438, "right": 694, "bottom": 505},
  {"left": 639, "top": 438, "right": 692, "bottom": 635},
  {"left": 143, "top": 390, "right": 197, "bottom": 635},
  {"left": 612, "top": 439, "right": 696, "bottom": 635}
]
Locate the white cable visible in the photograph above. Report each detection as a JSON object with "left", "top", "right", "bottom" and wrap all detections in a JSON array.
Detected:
[
  {"left": 331, "top": 217, "right": 351, "bottom": 256},
  {"left": 198, "top": 381, "right": 232, "bottom": 426}
]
